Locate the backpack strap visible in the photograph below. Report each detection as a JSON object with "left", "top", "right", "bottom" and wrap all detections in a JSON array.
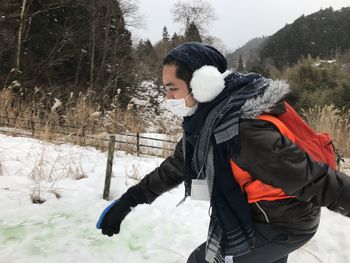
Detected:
[{"left": 257, "top": 114, "right": 296, "bottom": 143}]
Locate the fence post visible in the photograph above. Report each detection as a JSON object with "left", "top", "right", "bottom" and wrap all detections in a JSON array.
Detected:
[
  {"left": 103, "top": 135, "right": 115, "bottom": 200},
  {"left": 136, "top": 133, "right": 140, "bottom": 156},
  {"left": 31, "top": 117, "right": 35, "bottom": 136}
]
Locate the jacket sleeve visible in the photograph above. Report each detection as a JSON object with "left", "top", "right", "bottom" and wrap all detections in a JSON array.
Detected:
[
  {"left": 135, "top": 138, "right": 185, "bottom": 204},
  {"left": 235, "top": 120, "right": 350, "bottom": 217}
]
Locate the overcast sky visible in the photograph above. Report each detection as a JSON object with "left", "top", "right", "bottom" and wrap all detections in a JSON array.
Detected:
[{"left": 133, "top": 0, "right": 350, "bottom": 52}]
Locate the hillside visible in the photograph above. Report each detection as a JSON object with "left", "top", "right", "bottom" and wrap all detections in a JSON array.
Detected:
[
  {"left": 260, "top": 7, "right": 350, "bottom": 68},
  {"left": 227, "top": 7, "right": 350, "bottom": 70}
]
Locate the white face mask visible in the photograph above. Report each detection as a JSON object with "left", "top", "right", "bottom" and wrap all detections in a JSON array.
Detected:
[{"left": 165, "top": 93, "right": 198, "bottom": 117}]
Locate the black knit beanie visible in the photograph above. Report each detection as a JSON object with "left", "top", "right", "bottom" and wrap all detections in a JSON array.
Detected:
[{"left": 165, "top": 42, "right": 227, "bottom": 73}]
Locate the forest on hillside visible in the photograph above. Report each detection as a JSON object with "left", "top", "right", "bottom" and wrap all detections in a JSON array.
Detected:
[
  {"left": 1, "top": 1, "right": 349, "bottom": 138},
  {"left": 260, "top": 7, "right": 350, "bottom": 69}
]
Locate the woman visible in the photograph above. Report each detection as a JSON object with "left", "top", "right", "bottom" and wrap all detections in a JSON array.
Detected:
[{"left": 97, "top": 42, "right": 350, "bottom": 263}]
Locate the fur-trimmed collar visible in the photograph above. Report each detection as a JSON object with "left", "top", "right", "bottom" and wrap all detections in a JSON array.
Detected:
[{"left": 240, "top": 79, "right": 290, "bottom": 119}]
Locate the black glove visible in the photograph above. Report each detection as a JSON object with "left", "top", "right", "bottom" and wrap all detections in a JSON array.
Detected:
[{"left": 96, "top": 185, "right": 147, "bottom": 237}]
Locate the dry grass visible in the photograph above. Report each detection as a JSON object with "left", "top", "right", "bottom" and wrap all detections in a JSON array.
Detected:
[
  {"left": 28, "top": 142, "right": 88, "bottom": 204},
  {"left": 0, "top": 88, "right": 180, "bottom": 204},
  {"left": 302, "top": 105, "right": 350, "bottom": 157},
  {"left": 1, "top": 88, "right": 348, "bottom": 158},
  {"left": 29, "top": 145, "right": 47, "bottom": 204},
  {"left": 0, "top": 88, "right": 179, "bottom": 156}
]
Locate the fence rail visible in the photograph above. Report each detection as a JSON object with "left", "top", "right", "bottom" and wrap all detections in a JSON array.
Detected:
[
  {"left": 0, "top": 117, "right": 179, "bottom": 157},
  {"left": 0, "top": 118, "right": 179, "bottom": 201}
]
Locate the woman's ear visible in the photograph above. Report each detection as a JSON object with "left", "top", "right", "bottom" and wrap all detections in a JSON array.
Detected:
[{"left": 190, "top": 66, "right": 226, "bottom": 103}]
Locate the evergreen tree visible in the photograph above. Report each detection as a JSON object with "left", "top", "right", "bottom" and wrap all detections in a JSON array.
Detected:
[
  {"left": 137, "top": 40, "right": 155, "bottom": 57},
  {"left": 185, "top": 22, "right": 202, "bottom": 42},
  {"left": 93, "top": 0, "right": 134, "bottom": 109},
  {"left": 136, "top": 39, "right": 158, "bottom": 75},
  {"left": 162, "top": 26, "right": 170, "bottom": 42},
  {"left": 236, "top": 55, "right": 245, "bottom": 72},
  {"left": 0, "top": 0, "right": 134, "bottom": 109},
  {"left": 284, "top": 56, "right": 349, "bottom": 109},
  {"left": 0, "top": 1, "right": 24, "bottom": 83},
  {"left": 170, "top": 32, "right": 185, "bottom": 48}
]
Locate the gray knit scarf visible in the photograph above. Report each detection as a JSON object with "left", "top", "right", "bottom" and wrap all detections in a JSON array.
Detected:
[{"left": 182, "top": 73, "right": 270, "bottom": 262}]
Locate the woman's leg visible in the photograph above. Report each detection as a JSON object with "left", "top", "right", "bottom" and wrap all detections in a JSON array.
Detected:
[{"left": 186, "top": 223, "right": 316, "bottom": 263}]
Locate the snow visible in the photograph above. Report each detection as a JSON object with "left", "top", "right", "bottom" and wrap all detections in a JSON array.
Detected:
[{"left": 0, "top": 133, "right": 350, "bottom": 263}]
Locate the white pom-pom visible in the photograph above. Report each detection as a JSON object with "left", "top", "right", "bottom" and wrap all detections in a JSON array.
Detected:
[{"left": 190, "top": 65, "right": 225, "bottom": 103}]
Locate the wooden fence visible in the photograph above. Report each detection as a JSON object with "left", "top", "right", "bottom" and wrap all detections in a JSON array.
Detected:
[{"left": 0, "top": 118, "right": 180, "bottom": 201}]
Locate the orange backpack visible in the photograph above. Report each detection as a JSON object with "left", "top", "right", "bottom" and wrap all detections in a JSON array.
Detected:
[
  {"left": 259, "top": 102, "right": 337, "bottom": 170},
  {"left": 230, "top": 101, "right": 339, "bottom": 203}
]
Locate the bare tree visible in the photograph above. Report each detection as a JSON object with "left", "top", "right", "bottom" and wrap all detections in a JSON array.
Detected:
[
  {"left": 119, "top": 0, "right": 145, "bottom": 30},
  {"left": 95, "top": 0, "right": 112, "bottom": 85},
  {"left": 16, "top": 0, "right": 28, "bottom": 71},
  {"left": 209, "top": 37, "right": 228, "bottom": 55},
  {"left": 171, "top": 0, "right": 216, "bottom": 34},
  {"left": 17, "top": 1, "right": 79, "bottom": 72},
  {"left": 90, "top": 0, "right": 96, "bottom": 89}
]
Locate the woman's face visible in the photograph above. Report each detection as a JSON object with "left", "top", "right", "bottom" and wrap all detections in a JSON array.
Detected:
[{"left": 162, "top": 65, "right": 197, "bottom": 107}]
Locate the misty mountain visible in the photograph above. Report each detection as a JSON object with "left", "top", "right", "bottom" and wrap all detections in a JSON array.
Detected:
[{"left": 226, "top": 37, "right": 268, "bottom": 70}]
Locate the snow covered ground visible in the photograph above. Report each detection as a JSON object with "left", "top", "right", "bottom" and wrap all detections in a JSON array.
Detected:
[{"left": 0, "top": 133, "right": 349, "bottom": 263}]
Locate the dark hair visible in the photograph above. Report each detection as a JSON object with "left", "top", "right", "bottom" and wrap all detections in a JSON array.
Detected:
[{"left": 163, "top": 55, "right": 193, "bottom": 88}]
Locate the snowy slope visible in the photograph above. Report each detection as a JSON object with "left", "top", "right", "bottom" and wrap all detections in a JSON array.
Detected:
[{"left": 0, "top": 134, "right": 349, "bottom": 263}]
